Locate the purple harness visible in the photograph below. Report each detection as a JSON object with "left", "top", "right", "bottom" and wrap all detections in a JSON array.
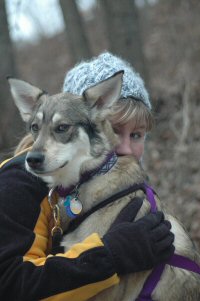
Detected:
[{"left": 136, "top": 184, "right": 200, "bottom": 301}]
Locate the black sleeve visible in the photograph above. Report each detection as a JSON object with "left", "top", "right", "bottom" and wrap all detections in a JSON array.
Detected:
[{"left": 0, "top": 162, "right": 119, "bottom": 301}]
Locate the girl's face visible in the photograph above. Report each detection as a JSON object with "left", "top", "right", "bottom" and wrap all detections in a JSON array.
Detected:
[{"left": 113, "top": 120, "right": 146, "bottom": 161}]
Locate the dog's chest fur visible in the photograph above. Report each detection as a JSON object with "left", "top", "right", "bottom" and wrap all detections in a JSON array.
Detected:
[{"left": 59, "top": 156, "right": 148, "bottom": 234}]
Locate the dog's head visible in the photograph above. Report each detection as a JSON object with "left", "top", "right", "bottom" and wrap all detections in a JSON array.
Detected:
[{"left": 8, "top": 71, "right": 123, "bottom": 187}]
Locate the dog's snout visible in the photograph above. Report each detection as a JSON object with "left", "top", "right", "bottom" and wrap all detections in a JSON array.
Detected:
[{"left": 26, "top": 152, "right": 45, "bottom": 169}]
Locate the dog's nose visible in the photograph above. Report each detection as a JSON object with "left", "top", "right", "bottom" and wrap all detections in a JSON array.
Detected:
[{"left": 26, "top": 152, "right": 45, "bottom": 169}]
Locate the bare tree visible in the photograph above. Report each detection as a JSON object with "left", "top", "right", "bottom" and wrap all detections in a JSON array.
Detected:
[
  {"left": 59, "top": 0, "right": 92, "bottom": 64},
  {"left": 100, "top": 0, "right": 147, "bottom": 81},
  {"left": 0, "top": 0, "right": 24, "bottom": 155}
]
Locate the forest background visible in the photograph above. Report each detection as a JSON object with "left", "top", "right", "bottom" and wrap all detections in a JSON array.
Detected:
[{"left": 1, "top": 0, "right": 200, "bottom": 248}]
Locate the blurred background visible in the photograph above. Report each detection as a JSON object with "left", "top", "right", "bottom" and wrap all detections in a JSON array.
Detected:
[{"left": 0, "top": 0, "right": 200, "bottom": 247}]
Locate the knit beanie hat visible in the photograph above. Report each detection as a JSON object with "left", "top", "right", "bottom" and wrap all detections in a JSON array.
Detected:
[{"left": 63, "top": 52, "right": 151, "bottom": 110}]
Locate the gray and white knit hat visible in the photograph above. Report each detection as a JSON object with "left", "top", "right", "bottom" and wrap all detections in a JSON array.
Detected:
[{"left": 63, "top": 52, "right": 151, "bottom": 110}]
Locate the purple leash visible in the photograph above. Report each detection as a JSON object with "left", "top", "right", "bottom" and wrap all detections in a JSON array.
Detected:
[{"left": 136, "top": 183, "right": 200, "bottom": 301}]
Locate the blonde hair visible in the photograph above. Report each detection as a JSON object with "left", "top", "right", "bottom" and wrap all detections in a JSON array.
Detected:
[
  {"left": 15, "top": 134, "right": 34, "bottom": 155},
  {"left": 110, "top": 98, "right": 154, "bottom": 131},
  {"left": 15, "top": 98, "right": 154, "bottom": 155}
]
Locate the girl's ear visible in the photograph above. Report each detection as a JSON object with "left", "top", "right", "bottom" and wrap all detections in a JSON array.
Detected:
[
  {"left": 7, "top": 77, "right": 46, "bottom": 122},
  {"left": 83, "top": 71, "right": 124, "bottom": 112}
]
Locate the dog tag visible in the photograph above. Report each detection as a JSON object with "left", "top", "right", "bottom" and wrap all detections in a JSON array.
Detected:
[
  {"left": 64, "top": 195, "right": 82, "bottom": 218},
  {"left": 70, "top": 197, "right": 83, "bottom": 215}
]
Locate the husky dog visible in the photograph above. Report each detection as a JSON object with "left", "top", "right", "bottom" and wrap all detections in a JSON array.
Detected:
[{"left": 8, "top": 72, "right": 200, "bottom": 301}]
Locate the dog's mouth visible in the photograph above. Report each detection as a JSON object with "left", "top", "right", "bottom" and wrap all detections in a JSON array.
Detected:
[{"left": 27, "top": 160, "right": 69, "bottom": 175}]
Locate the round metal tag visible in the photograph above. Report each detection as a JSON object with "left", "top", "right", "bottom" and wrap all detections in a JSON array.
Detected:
[{"left": 70, "top": 197, "right": 83, "bottom": 215}]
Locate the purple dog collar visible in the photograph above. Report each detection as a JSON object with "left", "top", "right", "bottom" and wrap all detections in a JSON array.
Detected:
[{"left": 56, "top": 152, "right": 117, "bottom": 197}]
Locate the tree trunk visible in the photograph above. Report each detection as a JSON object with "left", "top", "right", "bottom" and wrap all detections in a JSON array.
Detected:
[
  {"left": 59, "top": 0, "right": 92, "bottom": 65},
  {"left": 100, "top": 0, "right": 148, "bottom": 82},
  {"left": 0, "top": 0, "right": 24, "bottom": 155}
]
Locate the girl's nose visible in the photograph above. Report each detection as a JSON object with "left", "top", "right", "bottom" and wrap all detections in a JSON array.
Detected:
[{"left": 115, "top": 136, "right": 133, "bottom": 156}]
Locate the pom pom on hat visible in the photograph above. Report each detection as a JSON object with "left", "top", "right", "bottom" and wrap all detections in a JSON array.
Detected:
[{"left": 63, "top": 52, "right": 151, "bottom": 110}]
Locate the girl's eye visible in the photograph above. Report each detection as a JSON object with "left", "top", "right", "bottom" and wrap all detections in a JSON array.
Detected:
[
  {"left": 31, "top": 123, "right": 39, "bottom": 133},
  {"left": 55, "top": 124, "right": 70, "bottom": 133},
  {"left": 130, "top": 132, "right": 142, "bottom": 140}
]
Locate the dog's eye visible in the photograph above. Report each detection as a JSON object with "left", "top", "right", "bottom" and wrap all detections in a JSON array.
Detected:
[
  {"left": 31, "top": 123, "right": 39, "bottom": 133},
  {"left": 55, "top": 124, "right": 70, "bottom": 133}
]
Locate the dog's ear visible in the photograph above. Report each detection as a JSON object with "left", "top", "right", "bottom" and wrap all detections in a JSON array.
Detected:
[
  {"left": 83, "top": 71, "right": 123, "bottom": 114},
  {"left": 7, "top": 78, "right": 46, "bottom": 122}
]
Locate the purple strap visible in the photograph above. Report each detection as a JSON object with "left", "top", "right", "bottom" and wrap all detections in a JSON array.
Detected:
[
  {"left": 136, "top": 263, "right": 165, "bottom": 301},
  {"left": 136, "top": 184, "right": 200, "bottom": 301},
  {"left": 144, "top": 184, "right": 157, "bottom": 213},
  {"left": 167, "top": 254, "right": 200, "bottom": 274}
]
